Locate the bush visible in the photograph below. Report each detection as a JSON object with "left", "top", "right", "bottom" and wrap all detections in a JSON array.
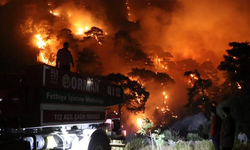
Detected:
[
  {"left": 125, "top": 133, "right": 138, "bottom": 143},
  {"left": 162, "top": 129, "right": 184, "bottom": 142},
  {"left": 125, "top": 138, "right": 147, "bottom": 150},
  {"left": 186, "top": 133, "right": 203, "bottom": 141},
  {"left": 193, "top": 140, "right": 215, "bottom": 150},
  {"left": 198, "top": 122, "right": 211, "bottom": 139},
  {"left": 139, "top": 140, "right": 214, "bottom": 150},
  {"left": 175, "top": 140, "right": 193, "bottom": 150},
  {"left": 233, "top": 140, "right": 249, "bottom": 150}
]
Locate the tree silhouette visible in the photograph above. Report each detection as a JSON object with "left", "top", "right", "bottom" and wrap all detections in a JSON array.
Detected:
[
  {"left": 128, "top": 68, "right": 155, "bottom": 83},
  {"left": 102, "top": 73, "right": 149, "bottom": 117},
  {"left": 83, "top": 26, "right": 105, "bottom": 44},
  {"left": 218, "top": 42, "right": 250, "bottom": 95},
  {"left": 128, "top": 68, "right": 174, "bottom": 85},
  {"left": 76, "top": 47, "right": 103, "bottom": 76},
  {"left": 113, "top": 30, "right": 153, "bottom": 67},
  {"left": 184, "top": 70, "right": 212, "bottom": 116},
  {"left": 154, "top": 72, "right": 175, "bottom": 84},
  {"left": 57, "top": 28, "right": 78, "bottom": 44}
]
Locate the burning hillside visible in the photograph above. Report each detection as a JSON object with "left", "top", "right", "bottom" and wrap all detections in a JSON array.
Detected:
[{"left": 1, "top": 0, "right": 250, "bottom": 133}]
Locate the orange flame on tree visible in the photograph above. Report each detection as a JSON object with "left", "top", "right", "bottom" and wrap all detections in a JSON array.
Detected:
[
  {"left": 35, "top": 34, "right": 46, "bottom": 49},
  {"left": 137, "top": 118, "right": 142, "bottom": 127},
  {"left": 34, "top": 34, "right": 55, "bottom": 65}
]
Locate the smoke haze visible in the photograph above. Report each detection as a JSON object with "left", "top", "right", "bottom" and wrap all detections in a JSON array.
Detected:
[{"left": 1, "top": 0, "right": 250, "bottom": 133}]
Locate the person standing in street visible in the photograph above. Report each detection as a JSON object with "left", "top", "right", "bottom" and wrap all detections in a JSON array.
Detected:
[
  {"left": 210, "top": 108, "right": 222, "bottom": 150},
  {"left": 56, "top": 42, "right": 74, "bottom": 71},
  {"left": 220, "top": 107, "right": 236, "bottom": 150}
]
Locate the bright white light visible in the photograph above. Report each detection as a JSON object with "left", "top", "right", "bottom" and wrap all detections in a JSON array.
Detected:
[
  {"left": 122, "top": 130, "right": 126, "bottom": 137},
  {"left": 47, "top": 136, "right": 57, "bottom": 149},
  {"left": 71, "top": 136, "right": 91, "bottom": 150},
  {"left": 87, "top": 79, "right": 92, "bottom": 84},
  {"left": 0, "top": 98, "right": 2, "bottom": 102},
  {"left": 70, "top": 129, "right": 95, "bottom": 150},
  {"left": 23, "top": 135, "right": 45, "bottom": 150},
  {"left": 84, "top": 27, "right": 89, "bottom": 31},
  {"left": 137, "top": 119, "right": 142, "bottom": 127},
  {"left": 105, "top": 119, "right": 112, "bottom": 124},
  {"left": 77, "top": 28, "right": 84, "bottom": 35}
]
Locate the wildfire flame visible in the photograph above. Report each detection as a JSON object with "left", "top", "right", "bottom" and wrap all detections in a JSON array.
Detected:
[
  {"left": 137, "top": 118, "right": 142, "bottom": 127},
  {"left": 77, "top": 28, "right": 84, "bottom": 35},
  {"left": 236, "top": 82, "right": 242, "bottom": 90},
  {"left": 34, "top": 34, "right": 56, "bottom": 65},
  {"left": 77, "top": 27, "right": 89, "bottom": 35},
  {"left": 35, "top": 34, "right": 46, "bottom": 49},
  {"left": 39, "top": 52, "right": 48, "bottom": 64},
  {"left": 49, "top": 10, "right": 59, "bottom": 16}
]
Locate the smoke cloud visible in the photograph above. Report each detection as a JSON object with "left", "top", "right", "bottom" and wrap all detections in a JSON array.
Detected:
[{"left": 131, "top": 0, "right": 250, "bottom": 65}]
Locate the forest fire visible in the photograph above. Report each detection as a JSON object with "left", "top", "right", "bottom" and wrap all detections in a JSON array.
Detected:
[
  {"left": 32, "top": 2, "right": 107, "bottom": 65},
  {"left": 1, "top": 0, "right": 250, "bottom": 135}
]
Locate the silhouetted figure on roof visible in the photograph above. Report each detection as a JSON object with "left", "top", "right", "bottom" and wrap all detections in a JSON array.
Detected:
[{"left": 56, "top": 42, "right": 74, "bottom": 71}]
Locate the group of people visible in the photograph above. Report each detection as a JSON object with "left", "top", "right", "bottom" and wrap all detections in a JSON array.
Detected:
[{"left": 210, "top": 107, "right": 248, "bottom": 150}]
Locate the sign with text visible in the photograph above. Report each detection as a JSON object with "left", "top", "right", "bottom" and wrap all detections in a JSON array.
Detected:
[
  {"left": 25, "top": 65, "right": 124, "bottom": 100},
  {"left": 44, "top": 65, "right": 123, "bottom": 99},
  {"left": 42, "top": 110, "right": 105, "bottom": 124},
  {"left": 41, "top": 88, "right": 124, "bottom": 106}
]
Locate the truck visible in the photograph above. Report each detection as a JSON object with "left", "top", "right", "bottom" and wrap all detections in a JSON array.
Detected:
[{"left": 0, "top": 64, "right": 126, "bottom": 150}]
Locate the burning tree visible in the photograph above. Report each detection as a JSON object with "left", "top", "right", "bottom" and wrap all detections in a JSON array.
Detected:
[
  {"left": 128, "top": 68, "right": 176, "bottom": 126},
  {"left": 83, "top": 26, "right": 105, "bottom": 45},
  {"left": 102, "top": 73, "right": 149, "bottom": 117},
  {"left": 144, "top": 45, "right": 173, "bottom": 71},
  {"left": 128, "top": 68, "right": 156, "bottom": 84},
  {"left": 218, "top": 42, "right": 250, "bottom": 96},
  {"left": 184, "top": 70, "right": 213, "bottom": 116}
]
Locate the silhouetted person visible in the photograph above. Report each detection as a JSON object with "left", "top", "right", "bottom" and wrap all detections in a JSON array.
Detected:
[
  {"left": 210, "top": 108, "right": 222, "bottom": 150},
  {"left": 56, "top": 42, "right": 74, "bottom": 71},
  {"left": 220, "top": 107, "right": 235, "bottom": 150}
]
